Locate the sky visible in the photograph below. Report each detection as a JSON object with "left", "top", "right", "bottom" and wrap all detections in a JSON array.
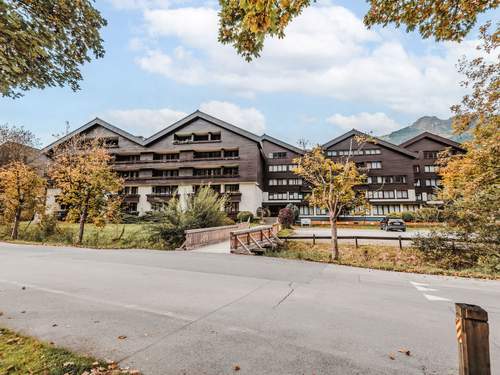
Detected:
[{"left": 0, "top": 0, "right": 496, "bottom": 147}]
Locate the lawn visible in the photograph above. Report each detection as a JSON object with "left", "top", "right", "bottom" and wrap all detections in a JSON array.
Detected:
[
  {"left": 0, "top": 222, "right": 157, "bottom": 250},
  {"left": 265, "top": 241, "right": 500, "bottom": 280},
  {"left": 0, "top": 327, "right": 136, "bottom": 374}
]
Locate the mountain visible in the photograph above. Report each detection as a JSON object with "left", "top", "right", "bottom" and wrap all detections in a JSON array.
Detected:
[{"left": 382, "top": 116, "right": 470, "bottom": 145}]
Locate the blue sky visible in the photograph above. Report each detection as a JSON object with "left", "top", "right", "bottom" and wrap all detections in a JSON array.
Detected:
[{"left": 0, "top": 0, "right": 495, "bottom": 147}]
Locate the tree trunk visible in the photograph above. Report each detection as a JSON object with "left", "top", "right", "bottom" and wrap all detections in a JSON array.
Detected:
[
  {"left": 78, "top": 205, "right": 88, "bottom": 245},
  {"left": 330, "top": 217, "right": 339, "bottom": 261},
  {"left": 11, "top": 205, "right": 22, "bottom": 240}
]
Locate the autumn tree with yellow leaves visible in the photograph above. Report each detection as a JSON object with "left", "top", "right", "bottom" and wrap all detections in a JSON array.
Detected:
[
  {"left": 293, "top": 146, "right": 367, "bottom": 260},
  {"left": 0, "top": 162, "right": 46, "bottom": 239},
  {"left": 49, "top": 136, "right": 123, "bottom": 244}
]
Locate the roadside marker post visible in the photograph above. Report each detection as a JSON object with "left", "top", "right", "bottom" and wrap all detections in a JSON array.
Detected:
[{"left": 455, "top": 303, "right": 491, "bottom": 375}]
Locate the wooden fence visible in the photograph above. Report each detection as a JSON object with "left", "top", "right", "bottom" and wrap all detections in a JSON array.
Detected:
[
  {"left": 281, "top": 234, "right": 412, "bottom": 250},
  {"left": 230, "top": 223, "right": 282, "bottom": 255},
  {"left": 181, "top": 222, "right": 250, "bottom": 250}
]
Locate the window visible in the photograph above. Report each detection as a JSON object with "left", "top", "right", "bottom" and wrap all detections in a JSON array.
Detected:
[
  {"left": 153, "top": 153, "right": 179, "bottom": 161},
  {"left": 118, "top": 171, "right": 139, "bottom": 179},
  {"left": 425, "top": 178, "right": 441, "bottom": 187},
  {"left": 269, "top": 179, "right": 287, "bottom": 186},
  {"left": 394, "top": 175, "right": 407, "bottom": 183},
  {"left": 366, "top": 190, "right": 395, "bottom": 199},
  {"left": 193, "top": 133, "right": 209, "bottom": 142},
  {"left": 122, "top": 186, "right": 138, "bottom": 195},
  {"left": 269, "top": 152, "right": 287, "bottom": 159},
  {"left": 151, "top": 202, "right": 165, "bottom": 211},
  {"left": 122, "top": 202, "right": 138, "bottom": 213},
  {"left": 300, "top": 206, "right": 315, "bottom": 216},
  {"left": 225, "top": 202, "right": 239, "bottom": 214},
  {"left": 365, "top": 149, "right": 381, "bottom": 155},
  {"left": 372, "top": 205, "right": 401, "bottom": 215},
  {"left": 414, "top": 179, "right": 421, "bottom": 187},
  {"left": 424, "top": 165, "right": 439, "bottom": 173},
  {"left": 416, "top": 193, "right": 423, "bottom": 201},
  {"left": 288, "top": 164, "right": 298, "bottom": 171},
  {"left": 268, "top": 165, "right": 288, "bottom": 172},
  {"left": 193, "top": 168, "right": 221, "bottom": 177},
  {"left": 396, "top": 190, "right": 408, "bottom": 199},
  {"left": 152, "top": 169, "right": 179, "bottom": 177},
  {"left": 115, "top": 154, "right": 140, "bottom": 163},
  {"left": 210, "top": 132, "right": 221, "bottom": 141},
  {"left": 326, "top": 150, "right": 337, "bottom": 156},
  {"left": 269, "top": 192, "right": 287, "bottom": 200},
  {"left": 152, "top": 186, "right": 177, "bottom": 195},
  {"left": 288, "top": 178, "right": 303, "bottom": 185},
  {"left": 289, "top": 192, "right": 303, "bottom": 200},
  {"left": 427, "top": 193, "right": 439, "bottom": 201},
  {"left": 223, "top": 166, "right": 239, "bottom": 176},
  {"left": 173, "top": 134, "right": 191, "bottom": 143},
  {"left": 103, "top": 137, "right": 119, "bottom": 148},
  {"left": 424, "top": 151, "right": 439, "bottom": 159},
  {"left": 366, "top": 161, "right": 382, "bottom": 169},
  {"left": 224, "top": 149, "right": 239, "bottom": 158},
  {"left": 413, "top": 165, "right": 420, "bottom": 173},
  {"left": 224, "top": 184, "right": 239, "bottom": 192},
  {"left": 194, "top": 151, "right": 222, "bottom": 159}
]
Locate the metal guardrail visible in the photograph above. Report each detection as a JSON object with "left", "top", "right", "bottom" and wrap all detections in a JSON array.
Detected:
[{"left": 280, "top": 234, "right": 412, "bottom": 249}]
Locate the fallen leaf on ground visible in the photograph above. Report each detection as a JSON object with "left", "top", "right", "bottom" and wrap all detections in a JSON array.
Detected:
[
  {"left": 117, "top": 335, "right": 127, "bottom": 340},
  {"left": 398, "top": 348, "right": 411, "bottom": 356},
  {"left": 388, "top": 353, "right": 395, "bottom": 360},
  {"left": 52, "top": 323, "right": 58, "bottom": 327},
  {"left": 21, "top": 286, "right": 26, "bottom": 290},
  {"left": 234, "top": 365, "right": 241, "bottom": 371}
]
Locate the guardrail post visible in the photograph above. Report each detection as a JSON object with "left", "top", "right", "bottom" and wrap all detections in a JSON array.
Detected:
[
  {"left": 398, "top": 235, "right": 402, "bottom": 250},
  {"left": 456, "top": 303, "right": 491, "bottom": 375},
  {"left": 354, "top": 236, "right": 358, "bottom": 249},
  {"left": 313, "top": 233, "right": 316, "bottom": 245}
]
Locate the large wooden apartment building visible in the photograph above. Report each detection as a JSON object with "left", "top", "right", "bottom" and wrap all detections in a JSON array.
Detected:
[{"left": 41, "top": 111, "right": 464, "bottom": 219}]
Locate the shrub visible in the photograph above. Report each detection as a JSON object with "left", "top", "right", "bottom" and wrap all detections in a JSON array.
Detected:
[
  {"left": 256, "top": 207, "right": 271, "bottom": 219},
  {"left": 149, "top": 186, "right": 229, "bottom": 249},
  {"left": 38, "top": 214, "right": 58, "bottom": 237},
  {"left": 413, "top": 231, "right": 500, "bottom": 271},
  {"left": 237, "top": 211, "right": 254, "bottom": 222},
  {"left": 223, "top": 217, "right": 236, "bottom": 226},
  {"left": 401, "top": 211, "right": 415, "bottom": 222},
  {"left": 415, "top": 207, "right": 442, "bottom": 222},
  {"left": 278, "top": 208, "right": 294, "bottom": 228},
  {"left": 286, "top": 204, "right": 300, "bottom": 221}
]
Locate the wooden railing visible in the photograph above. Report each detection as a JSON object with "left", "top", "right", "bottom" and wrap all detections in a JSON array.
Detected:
[
  {"left": 181, "top": 222, "right": 250, "bottom": 250},
  {"left": 230, "top": 224, "right": 282, "bottom": 254},
  {"left": 280, "top": 234, "right": 410, "bottom": 249}
]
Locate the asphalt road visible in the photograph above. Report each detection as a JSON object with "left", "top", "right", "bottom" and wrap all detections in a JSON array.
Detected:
[{"left": 0, "top": 242, "right": 498, "bottom": 375}]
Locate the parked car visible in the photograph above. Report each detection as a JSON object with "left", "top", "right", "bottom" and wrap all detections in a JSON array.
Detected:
[{"left": 384, "top": 218, "right": 406, "bottom": 232}]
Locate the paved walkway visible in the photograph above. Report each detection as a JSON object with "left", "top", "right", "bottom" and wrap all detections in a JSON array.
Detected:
[{"left": 192, "top": 240, "right": 231, "bottom": 254}]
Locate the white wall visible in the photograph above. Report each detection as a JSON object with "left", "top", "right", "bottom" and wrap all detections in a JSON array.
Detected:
[
  {"left": 45, "top": 188, "right": 61, "bottom": 214},
  {"left": 239, "top": 183, "right": 263, "bottom": 214},
  {"left": 137, "top": 186, "right": 152, "bottom": 215}
]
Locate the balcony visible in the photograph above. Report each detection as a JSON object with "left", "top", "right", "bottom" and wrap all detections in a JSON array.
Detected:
[
  {"left": 146, "top": 193, "right": 178, "bottom": 203},
  {"left": 121, "top": 194, "right": 140, "bottom": 203}
]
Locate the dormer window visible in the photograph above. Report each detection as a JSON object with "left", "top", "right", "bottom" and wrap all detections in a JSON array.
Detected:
[
  {"left": 193, "top": 133, "right": 209, "bottom": 142},
  {"left": 173, "top": 132, "right": 222, "bottom": 144}
]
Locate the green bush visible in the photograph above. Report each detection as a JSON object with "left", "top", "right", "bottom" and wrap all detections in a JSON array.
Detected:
[
  {"left": 286, "top": 204, "right": 300, "bottom": 221},
  {"left": 413, "top": 231, "right": 500, "bottom": 271},
  {"left": 38, "top": 214, "right": 59, "bottom": 237},
  {"left": 415, "top": 207, "right": 443, "bottom": 222},
  {"left": 278, "top": 208, "right": 294, "bottom": 228},
  {"left": 401, "top": 211, "right": 415, "bottom": 222},
  {"left": 223, "top": 217, "right": 236, "bottom": 226},
  {"left": 149, "top": 186, "right": 229, "bottom": 249},
  {"left": 256, "top": 207, "right": 271, "bottom": 219},
  {"left": 237, "top": 211, "right": 254, "bottom": 222}
]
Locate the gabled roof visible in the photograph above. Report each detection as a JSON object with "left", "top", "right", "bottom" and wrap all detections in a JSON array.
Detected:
[
  {"left": 322, "top": 129, "right": 417, "bottom": 158},
  {"left": 399, "top": 131, "right": 465, "bottom": 151},
  {"left": 41, "top": 117, "right": 143, "bottom": 153},
  {"left": 144, "top": 110, "right": 262, "bottom": 146},
  {"left": 260, "top": 134, "right": 305, "bottom": 155}
]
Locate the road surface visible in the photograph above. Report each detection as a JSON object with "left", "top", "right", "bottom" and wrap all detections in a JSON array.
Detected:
[{"left": 0, "top": 241, "right": 498, "bottom": 375}]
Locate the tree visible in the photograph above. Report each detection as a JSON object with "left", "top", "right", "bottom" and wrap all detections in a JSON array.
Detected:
[
  {"left": 49, "top": 136, "right": 123, "bottom": 244},
  {"left": 0, "top": 161, "right": 46, "bottom": 239},
  {"left": 293, "top": 146, "right": 366, "bottom": 260},
  {"left": 0, "top": 124, "right": 39, "bottom": 165},
  {"left": 0, "top": 0, "right": 107, "bottom": 98},
  {"left": 437, "top": 22, "right": 499, "bottom": 244},
  {"left": 218, "top": 0, "right": 499, "bottom": 61},
  {"left": 149, "top": 186, "right": 229, "bottom": 249}
]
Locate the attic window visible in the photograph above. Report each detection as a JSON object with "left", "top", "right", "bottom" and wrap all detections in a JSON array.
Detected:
[
  {"left": 193, "top": 133, "right": 209, "bottom": 142},
  {"left": 103, "top": 137, "right": 119, "bottom": 148}
]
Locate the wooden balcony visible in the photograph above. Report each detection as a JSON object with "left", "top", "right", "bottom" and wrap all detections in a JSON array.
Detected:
[
  {"left": 121, "top": 194, "right": 140, "bottom": 203},
  {"left": 146, "top": 194, "right": 178, "bottom": 203}
]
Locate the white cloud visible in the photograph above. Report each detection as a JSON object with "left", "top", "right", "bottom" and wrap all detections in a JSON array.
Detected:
[
  {"left": 199, "top": 101, "right": 266, "bottom": 135},
  {"left": 101, "top": 101, "right": 266, "bottom": 136},
  {"left": 132, "top": 4, "right": 480, "bottom": 117},
  {"left": 106, "top": 0, "right": 170, "bottom": 10},
  {"left": 103, "top": 108, "right": 187, "bottom": 136},
  {"left": 327, "top": 112, "right": 401, "bottom": 135}
]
